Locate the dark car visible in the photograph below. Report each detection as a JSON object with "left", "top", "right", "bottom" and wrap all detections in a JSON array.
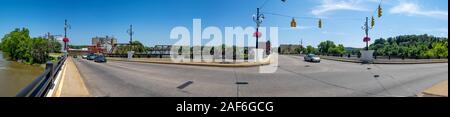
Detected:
[
  {"left": 304, "top": 54, "right": 321, "bottom": 63},
  {"left": 94, "top": 55, "right": 107, "bottom": 63},
  {"left": 87, "top": 54, "right": 96, "bottom": 60}
]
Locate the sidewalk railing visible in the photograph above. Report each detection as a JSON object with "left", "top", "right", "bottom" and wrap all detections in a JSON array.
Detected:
[{"left": 16, "top": 55, "right": 67, "bottom": 97}]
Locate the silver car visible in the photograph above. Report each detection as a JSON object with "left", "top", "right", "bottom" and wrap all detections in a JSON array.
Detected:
[{"left": 304, "top": 54, "right": 321, "bottom": 63}]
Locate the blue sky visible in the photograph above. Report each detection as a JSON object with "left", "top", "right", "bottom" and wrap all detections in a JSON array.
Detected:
[{"left": 0, "top": 0, "right": 448, "bottom": 48}]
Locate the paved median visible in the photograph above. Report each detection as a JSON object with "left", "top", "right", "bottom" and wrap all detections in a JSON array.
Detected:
[{"left": 419, "top": 80, "right": 448, "bottom": 97}]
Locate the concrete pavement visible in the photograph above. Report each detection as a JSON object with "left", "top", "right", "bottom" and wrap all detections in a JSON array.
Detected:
[
  {"left": 107, "top": 57, "right": 271, "bottom": 67},
  {"left": 320, "top": 56, "right": 448, "bottom": 64},
  {"left": 54, "top": 57, "right": 90, "bottom": 97},
  {"left": 71, "top": 55, "right": 448, "bottom": 97},
  {"left": 419, "top": 80, "right": 448, "bottom": 97}
]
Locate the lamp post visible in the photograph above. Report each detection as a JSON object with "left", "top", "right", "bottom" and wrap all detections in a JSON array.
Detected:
[
  {"left": 63, "top": 19, "right": 70, "bottom": 52},
  {"left": 127, "top": 25, "right": 134, "bottom": 51},
  {"left": 362, "top": 17, "right": 371, "bottom": 50},
  {"left": 360, "top": 17, "right": 374, "bottom": 63},
  {"left": 126, "top": 25, "right": 135, "bottom": 59},
  {"left": 253, "top": 8, "right": 264, "bottom": 49}
]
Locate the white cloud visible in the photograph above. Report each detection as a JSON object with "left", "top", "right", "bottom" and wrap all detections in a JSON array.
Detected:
[
  {"left": 418, "top": 28, "right": 449, "bottom": 37},
  {"left": 312, "top": 0, "right": 370, "bottom": 16},
  {"left": 390, "top": 2, "right": 448, "bottom": 19}
]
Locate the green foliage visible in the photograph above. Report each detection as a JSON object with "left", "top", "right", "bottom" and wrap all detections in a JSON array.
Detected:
[
  {"left": 305, "top": 45, "right": 317, "bottom": 54},
  {"left": 370, "top": 34, "right": 448, "bottom": 58},
  {"left": 0, "top": 28, "right": 57, "bottom": 64},
  {"left": 48, "top": 40, "right": 62, "bottom": 53},
  {"left": 114, "top": 41, "right": 147, "bottom": 54},
  {"left": 317, "top": 41, "right": 345, "bottom": 55},
  {"left": 30, "top": 37, "right": 51, "bottom": 63},
  {"left": 318, "top": 40, "right": 336, "bottom": 54},
  {"left": 1, "top": 28, "right": 32, "bottom": 62}
]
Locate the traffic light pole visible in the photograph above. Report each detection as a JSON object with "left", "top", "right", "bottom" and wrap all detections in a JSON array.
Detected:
[
  {"left": 256, "top": 8, "right": 260, "bottom": 49},
  {"left": 128, "top": 25, "right": 134, "bottom": 52},
  {"left": 364, "top": 17, "right": 370, "bottom": 50}
]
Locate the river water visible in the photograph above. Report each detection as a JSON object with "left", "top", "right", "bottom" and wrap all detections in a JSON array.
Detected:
[{"left": 0, "top": 52, "right": 44, "bottom": 96}]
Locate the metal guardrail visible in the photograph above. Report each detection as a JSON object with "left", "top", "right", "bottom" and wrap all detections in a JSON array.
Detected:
[{"left": 16, "top": 55, "right": 67, "bottom": 97}]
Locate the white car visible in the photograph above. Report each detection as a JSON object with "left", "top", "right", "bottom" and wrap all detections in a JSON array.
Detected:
[
  {"left": 81, "top": 55, "right": 88, "bottom": 59},
  {"left": 304, "top": 54, "right": 321, "bottom": 63}
]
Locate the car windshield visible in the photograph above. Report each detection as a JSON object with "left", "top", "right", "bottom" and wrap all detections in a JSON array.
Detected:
[{"left": 308, "top": 54, "right": 317, "bottom": 57}]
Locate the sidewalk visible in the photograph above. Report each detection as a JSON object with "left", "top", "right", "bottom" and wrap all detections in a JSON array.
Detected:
[
  {"left": 107, "top": 57, "right": 272, "bottom": 67},
  {"left": 53, "top": 57, "right": 90, "bottom": 97},
  {"left": 419, "top": 80, "right": 448, "bottom": 97}
]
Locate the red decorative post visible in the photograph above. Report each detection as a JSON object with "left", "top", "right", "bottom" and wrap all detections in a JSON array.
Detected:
[{"left": 63, "top": 37, "right": 69, "bottom": 51}]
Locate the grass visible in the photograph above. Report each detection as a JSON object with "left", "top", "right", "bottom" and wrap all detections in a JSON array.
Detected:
[{"left": 49, "top": 53, "right": 63, "bottom": 58}]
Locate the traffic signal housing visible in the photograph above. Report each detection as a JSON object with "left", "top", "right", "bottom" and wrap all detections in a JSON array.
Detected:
[
  {"left": 371, "top": 16, "right": 375, "bottom": 28},
  {"left": 290, "top": 18, "right": 297, "bottom": 28},
  {"left": 318, "top": 19, "right": 322, "bottom": 29},
  {"left": 378, "top": 5, "right": 383, "bottom": 18}
]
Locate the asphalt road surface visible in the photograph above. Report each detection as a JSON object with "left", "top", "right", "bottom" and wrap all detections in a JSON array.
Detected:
[{"left": 73, "top": 55, "right": 448, "bottom": 97}]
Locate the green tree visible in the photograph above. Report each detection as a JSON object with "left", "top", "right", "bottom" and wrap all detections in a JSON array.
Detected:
[
  {"left": 318, "top": 40, "right": 336, "bottom": 55},
  {"left": 49, "top": 41, "right": 62, "bottom": 53},
  {"left": 428, "top": 42, "right": 448, "bottom": 58},
  {"left": 1, "top": 28, "right": 32, "bottom": 61},
  {"left": 1, "top": 28, "right": 57, "bottom": 64},
  {"left": 113, "top": 41, "right": 147, "bottom": 54},
  {"left": 30, "top": 37, "right": 51, "bottom": 63},
  {"left": 131, "top": 41, "right": 146, "bottom": 53},
  {"left": 305, "top": 45, "right": 316, "bottom": 54},
  {"left": 370, "top": 34, "right": 447, "bottom": 58},
  {"left": 335, "top": 44, "right": 345, "bottom": 55}
]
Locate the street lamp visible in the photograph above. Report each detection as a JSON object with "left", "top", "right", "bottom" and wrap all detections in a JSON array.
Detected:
[
  {"left": 63, "top": 19, "right": 71, "bottom": 52},
  {"left": 126, "top": 25, "right": 135, "bottom": 59},
  {"left": 253, "top": 8, "right": 264, "bottom": 49}
]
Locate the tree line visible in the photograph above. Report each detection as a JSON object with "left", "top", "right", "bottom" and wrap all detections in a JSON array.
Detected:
[
  {"left": 297, "top": 40, "right": 346, "bottom": 56},
  {"left": 0, "top": 28, "right": 62, "bottom": 64},
  {"left": 300, "top": 34, "right": 448, "bottom": 59},
  {"left": 369, "top": 34, "right": 448, "bottom": 58}
]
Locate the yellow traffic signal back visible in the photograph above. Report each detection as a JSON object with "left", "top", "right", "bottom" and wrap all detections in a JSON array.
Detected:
[
  {"left": 371, "top": 16, "right": 375, "bottom": 28},
  {"left": 290, "top": 18, "right": 297, "bottom": 28},
  {"left": 378, "top": 5, "right": 383, "bottom": 18}
]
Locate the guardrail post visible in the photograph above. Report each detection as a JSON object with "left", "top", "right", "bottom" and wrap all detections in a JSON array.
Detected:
[
  {"left": 46, "top": 62, "right": 54, "bottom": 76},
  {"left": 46, "top": 62, "right": 55, "bottom": 89}
]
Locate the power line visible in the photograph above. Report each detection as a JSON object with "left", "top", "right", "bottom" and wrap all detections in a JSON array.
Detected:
[
  {"left": 263, "top": 12, "right": 319, "bottom": 20},
  {"left": 259, "top": 0, "right": 272, "bottom": 9}
]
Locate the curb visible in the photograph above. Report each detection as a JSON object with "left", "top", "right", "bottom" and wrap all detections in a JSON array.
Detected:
[
  {"left": 320, "top": 57, "right": 448, "bottom": 64},
  {"left": 418, "top": 80, "right": 448, "bottom": 97},
  {"left": 107, "top": 58, "right": 271, "bottom": 67}
]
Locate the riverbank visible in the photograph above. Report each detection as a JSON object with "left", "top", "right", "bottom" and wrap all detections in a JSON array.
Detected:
[{"left": 0, "top": 52, "right": 44, "bottom": 96}]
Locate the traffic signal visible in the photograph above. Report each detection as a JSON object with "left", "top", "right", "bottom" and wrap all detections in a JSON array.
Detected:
[
  {"left": 378, "top": 4, "right": 383, "bottom": 18},
  {"left": 371, "top": 16, "right": 375, "bottom": 28},
  {"left": 318, "top": 19, "right": 322, "bottom": 29},
  {"left": 290, "top": 18, "right": 297, "bottom": 28}
]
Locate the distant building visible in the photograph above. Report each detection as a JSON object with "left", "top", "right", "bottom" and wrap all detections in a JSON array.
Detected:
[
  {"left": 279, "top": 44, "right": 302, "bottom": 54},
  {"left": 92, "top": 36, "right": 117, "bottom": 53}
]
